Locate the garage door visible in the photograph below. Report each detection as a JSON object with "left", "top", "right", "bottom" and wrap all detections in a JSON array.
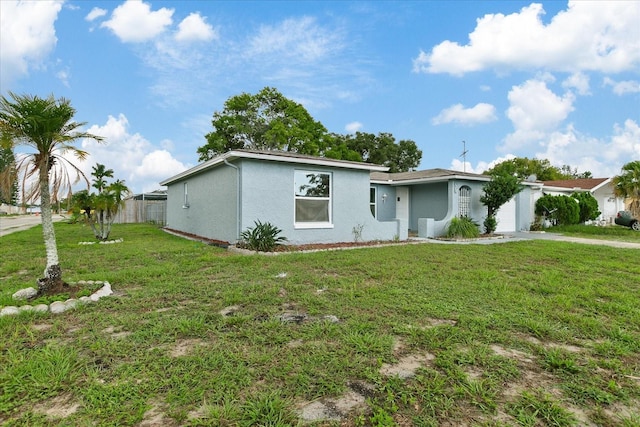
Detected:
[{"left": 495, "top": 198, "right": 516, "bottom": 233}]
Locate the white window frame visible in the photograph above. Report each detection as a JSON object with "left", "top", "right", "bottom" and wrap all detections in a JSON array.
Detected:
[
  {"left": 182, "top": 182, "right": 189, "bottom": 208},
  {"left": 370, "top": 186, "right": 377, "bottom": 218},
  {"left": 294, "top": 170, "right": 333, "bottom": 229},
  {"left": 459, "top": 185, "right": 471, "bottom": 217}
]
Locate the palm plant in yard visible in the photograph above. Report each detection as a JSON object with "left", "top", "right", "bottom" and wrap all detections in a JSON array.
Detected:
[
  {"left": 0, "top": 92, "right": 103, "bottom": 295},
  {"left": 613, "top": 160, "right": 640, "bottom": 217}
]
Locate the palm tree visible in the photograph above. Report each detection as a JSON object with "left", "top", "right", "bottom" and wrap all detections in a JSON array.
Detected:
[
  {"left": 0, "top": 92, "right": 103, "bottom": 294},
  {"left": 612, "top": 160, "right": 640, "bottom": 217}
]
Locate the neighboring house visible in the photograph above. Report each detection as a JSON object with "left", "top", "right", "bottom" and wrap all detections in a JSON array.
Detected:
[
  {"left": 540, "top": 178, "right": 624, "bottom": 224},
  {"left": 114, "top": 190, "right": 167, "bottom": 225},
  {"left": 372, "top": 169, "right": 538, "bottom": 237},
  {"left": 160, "top": 150, "right": 406, "bottom": 245}
]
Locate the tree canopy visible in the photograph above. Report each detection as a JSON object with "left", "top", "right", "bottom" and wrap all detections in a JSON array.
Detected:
[
  {"left": 197, "top": 87, "right": 422, "bottom": 173},
  {"left": 484, "top": 157, "right": 592, "bottom": 181},
  {"left": 0, "top": 146, "right": 17, "bottom": 205}
]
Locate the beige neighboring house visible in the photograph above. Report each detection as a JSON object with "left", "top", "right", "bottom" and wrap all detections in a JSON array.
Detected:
[{"left": 541, "top": 178, "right": 625, "bottom": 224}]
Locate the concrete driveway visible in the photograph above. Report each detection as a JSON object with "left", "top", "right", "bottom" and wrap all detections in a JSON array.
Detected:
[{"left": 0, "top": 214, "right": 66, "bottom": 237}]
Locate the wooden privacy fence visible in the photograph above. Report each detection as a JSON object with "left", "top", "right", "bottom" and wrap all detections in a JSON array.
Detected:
[{"left": 113, "top": 199, "right": 166, "bottom": 225}]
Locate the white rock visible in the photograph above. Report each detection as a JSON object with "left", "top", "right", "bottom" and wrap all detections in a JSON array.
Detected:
[
  {"left": 49, "top": 301, "right": 68, "bottom": 314},
  {"left": 65, "top": 299, "right": 79, "bottom": 309},
  {"left": 33, "top": 304, "right": 49, "bottom": 313},
  {"left": 19, "top": 305, "right": 33, "bottom": 312},
  {"left": 79, "top": 296, "right": 92, "bottom": 304},
  {"left": 0, "top": 306, "right": 20, "bottom": 316},
  {"left": 12, "top": 287, "right": 38, "bottom": 301},
  {"left": 90, "top": 282, "right": 112, "bottom": 301}
]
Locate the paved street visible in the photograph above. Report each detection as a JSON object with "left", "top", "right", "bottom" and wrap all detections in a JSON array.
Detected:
[{"left": 0, "top": 214, "right": 65, "bottom": 237}]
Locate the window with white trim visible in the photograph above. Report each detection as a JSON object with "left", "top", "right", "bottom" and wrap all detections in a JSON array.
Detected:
[
  {"left": 294, "top": 171, "right": 331, "bottom": 226},
  {"left": 370, "top": 187, "right": 376, "bottom": 218},
  {"left": 459, "top": 185, "right": 471, "bottom": 217},
  {"left": 183, "top": 182, "right": 189, "bottom": 208}
]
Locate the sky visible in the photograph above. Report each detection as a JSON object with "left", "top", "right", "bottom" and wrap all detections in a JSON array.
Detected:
[{"left": 1, "top": 0, "right": 639, "bottom": 195}]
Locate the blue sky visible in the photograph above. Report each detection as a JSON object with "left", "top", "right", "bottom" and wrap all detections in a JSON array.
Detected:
[{"left": 1, "top": 0, "right": 639, "bottom": 194}]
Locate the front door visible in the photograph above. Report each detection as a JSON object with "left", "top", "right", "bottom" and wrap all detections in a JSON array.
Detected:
[{"left": 396, "top": 186, "right": 409, "bottom": 226}]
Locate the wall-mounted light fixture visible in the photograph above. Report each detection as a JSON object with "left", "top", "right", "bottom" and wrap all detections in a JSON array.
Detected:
[{"left": 382, "top": 193, "right": 388, "bottom": 203}]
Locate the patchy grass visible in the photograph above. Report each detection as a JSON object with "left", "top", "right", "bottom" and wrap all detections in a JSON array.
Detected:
[{"left": 1, "top": 223, "right": 639, "bottom": 426}]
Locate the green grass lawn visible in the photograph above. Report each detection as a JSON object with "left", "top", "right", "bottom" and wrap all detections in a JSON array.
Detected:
[
  {"left": 1, "top": 223, "right": 639, "bottom": 426},
  {"left": 549, "top": 224, "right": 640, "bottom": 243}
]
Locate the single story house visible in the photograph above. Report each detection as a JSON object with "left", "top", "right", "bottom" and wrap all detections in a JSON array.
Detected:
[
  {"left": 371, "top": 169, "right": 538, "bottom": 238},
  {"left": 160, "top": 150, "right": 406, "bottom": 245},
  {"left": 540, "top": 178, "right": 625, "bottom": 224},
  {"left": 160, "top": 150, "right": 542, "bottom": 245}
]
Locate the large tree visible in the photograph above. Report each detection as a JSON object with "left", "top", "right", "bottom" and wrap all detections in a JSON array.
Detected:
[
  {"left": 198, "top": 87, "right": 331, "bottom": 160},
  {"left": 198, "top": 87, "right": 422, "bottom": 172},
  {"left": 332, "top": 132, "right": 422, "bottom": 173},
  {"left": 485, "top": 157, "right": 591, "bottom": 181},
  {"left": 0, "top": 92, "right": 102, "bottom": 294},
  {"left": 613, "top": 160, "right": 640, "bottom": 216}
]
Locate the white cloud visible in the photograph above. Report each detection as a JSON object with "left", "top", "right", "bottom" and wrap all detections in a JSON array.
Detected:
[
  {"left": 414, "top": 1, "right": 640, "bottom": 75},
  {"left": 432, "top": 103, "right": 497, "bottom": 126},
  {"left": 562, "top": 72, "right": 590, "bottom": 95},
  {"left": 603, "top": 77, "right": 640, "bottom": 95},
  {"left": 175, "top": 12, "right": 217, "bottom": 42},
  {"left": 0, "top": 0, "right": 63, "bottom": 87},
  {"left": 536, "top": 120, "right": 640, "bottom": 177},
  {"left": 506, "top": 81, "right": 574, "bottom": 130},
  {"left": 248, "top": 16, "right": 343, "bottom": 63},
  {"left": 101, "top": 0, "right": 174, "bottom": 43},
  {"left": 77, "top": 114, "right": 189, "bottom": 193},
  {"left": 56, "top": 67, "right": 71, "bottom": 87},
  {"left": 450, "top": 154, "right": 516, "bottom": 174},
  {"left": 85, "top": 7, "right": 107, "bottom": 22},
  {"left": 345, "top": 121, "right": 363, "bottom": 133}
]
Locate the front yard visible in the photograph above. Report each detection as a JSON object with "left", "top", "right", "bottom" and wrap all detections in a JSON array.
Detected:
[{"left": 1, "top": 223, "right": 638, "bottom": 426}]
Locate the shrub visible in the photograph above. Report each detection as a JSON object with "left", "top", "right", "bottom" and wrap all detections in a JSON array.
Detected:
[
  {"left": 240, "top": 220, "right": 287, "bottom": 252},
  {"left": 571, "top": 191, "right": 601, "bottom": 223},
  {"left": 446, "top": 216, "right": 480, "bottom": 239},
  {"left": 535, "top": 194, "right": 579, "bottom": 226},
  {"left": 483, "top": 215, "right": 498, "bottom": 235}
]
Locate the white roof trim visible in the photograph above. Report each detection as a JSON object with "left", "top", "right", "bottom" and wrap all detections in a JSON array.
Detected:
[{"left": 160, "top": 150, "right": 387, "bottom": 186}]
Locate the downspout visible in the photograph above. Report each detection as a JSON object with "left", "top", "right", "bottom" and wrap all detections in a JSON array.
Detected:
[{"left": 223, "top": 159, "right": 241, "bottom": 242}]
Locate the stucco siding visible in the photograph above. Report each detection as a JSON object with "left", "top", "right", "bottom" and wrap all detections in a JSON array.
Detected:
[
  {"left": 372, "top": 184, "right": 396, "bottom": 221},
  {"left": 238, "top": 159, "right": 398, "bottom": 244},
  {"left": 409, "top": 182, "right": 449, "bottom": 230},
  {"left": 165, "top": 166, "right": 238, "bottom": 243}
]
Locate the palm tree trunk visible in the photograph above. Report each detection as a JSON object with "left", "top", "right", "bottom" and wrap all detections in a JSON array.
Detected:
[{"left": 38, "top": 168, "right": 63, "bottom": 293}]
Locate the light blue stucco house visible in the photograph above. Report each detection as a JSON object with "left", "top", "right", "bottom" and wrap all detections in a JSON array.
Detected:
[
  {"left": 371, "top": 169, "right": 537, "bottom": 238},
  {"left": 159, "top": 150, "right": 407, "bottom": 245},
  {"left": 160, "top": 150, "right": 538, "bottom": 245}
]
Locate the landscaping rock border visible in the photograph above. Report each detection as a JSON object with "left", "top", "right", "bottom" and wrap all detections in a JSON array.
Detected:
[
  {"left": 78, "top": 239, "right": 124, "bottom": 245},
  {"left": 0, "top": 281, "right": 113, "bottom": 317}
]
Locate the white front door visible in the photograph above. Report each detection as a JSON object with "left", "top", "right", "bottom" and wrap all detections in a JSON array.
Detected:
[
  {"left": 396, "top": 186, "right": 409, "bottom": 224},
  {"left": 495, "top": 197, "right": 517, "bottom": 232}
]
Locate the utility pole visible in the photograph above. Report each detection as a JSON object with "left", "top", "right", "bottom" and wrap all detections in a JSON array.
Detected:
[{"left": 460, "top": 140, "right": 468, "bottom": 173}]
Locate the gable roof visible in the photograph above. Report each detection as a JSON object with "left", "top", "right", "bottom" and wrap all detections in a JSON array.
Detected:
[
  {"left": 160, "top": 149, "right": 388, "bottom": 186},
  {"left": 542, "top": 178, "right": 610, "bottom": 192}
]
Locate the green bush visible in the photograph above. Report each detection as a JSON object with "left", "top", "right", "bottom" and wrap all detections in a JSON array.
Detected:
[
  {"left": 483, "top": 215, "right": 498, "bottom": 235},
  {"left": 240, "top": 220, "right": 287, "bottom": 252},
  {"left": 535, "top": 194, "right": 580, "bottom": 226},
  {"left": 446, "top": 216, "right": 480, "bottom": 239},
  {"left": 571, "top": 191, "right": 601, "bottom": 223}
]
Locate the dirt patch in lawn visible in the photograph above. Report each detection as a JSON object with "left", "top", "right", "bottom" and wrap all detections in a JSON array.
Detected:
[{"left": 32, "top": 393, "right": 80, "bottom": 419}]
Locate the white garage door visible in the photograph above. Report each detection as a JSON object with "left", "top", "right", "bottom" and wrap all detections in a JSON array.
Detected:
[{"left": 495, "top": 198, "right": 516, "bottom": 233}]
